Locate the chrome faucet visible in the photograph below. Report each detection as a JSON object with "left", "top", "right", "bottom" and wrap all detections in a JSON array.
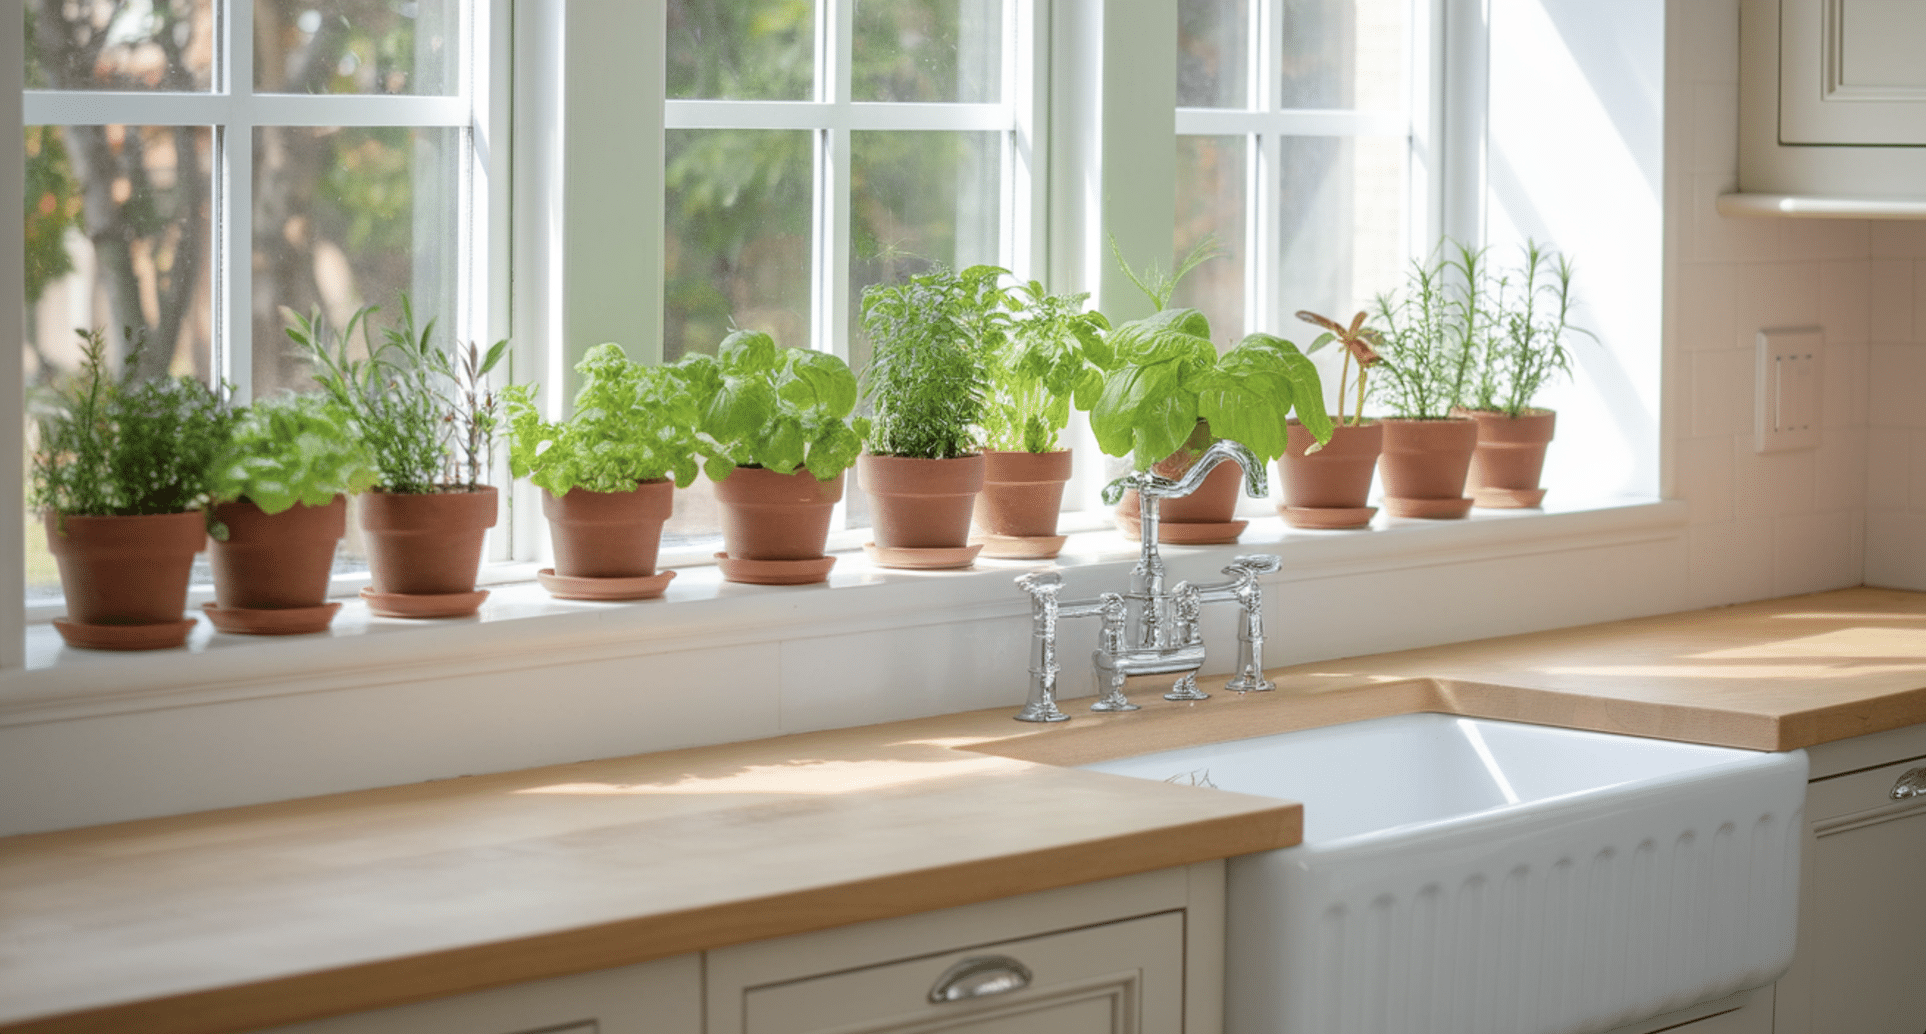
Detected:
[{"left": 1013, "top": 439, "right": 1280, "bottom": 722}]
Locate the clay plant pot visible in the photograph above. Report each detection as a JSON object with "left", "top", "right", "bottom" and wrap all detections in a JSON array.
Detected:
[
  {"left": 1114, "top": 451, "right": 1247, "bottom": 544},
  {"left": 1463, "top": 408, "right": 1556, "bottom": 508},
  {"left": 202, "top": 497, "right": 348, "bottom": 635},
  {"left": 1378, "top": 417, "right": 1479, "bottom": 519},
  {"left": 543, "top": 480, "right": 674, "bottom": 579},
  {"left": 46, "top": 509, "right": 206, "bottom": 649},
  {"left": 359, "top": 486, "right": 498, "bottom": 602},
  {"left": 713, "top": 467, "right": 844, "bottom": 585},
  {"left": 973, "top": 450, "right": 1073, "bottom": 558},
  {"left": 858, "top": 453, "right": 985, "bottom": 551},
  {"left": 1278, "top": 420, "right": 1382, "bottom": 530}
]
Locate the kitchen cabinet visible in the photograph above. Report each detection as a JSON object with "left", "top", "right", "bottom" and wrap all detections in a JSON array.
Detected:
[{"left": 1773, "top": 723, "right": 1926, "bottom": 1034}]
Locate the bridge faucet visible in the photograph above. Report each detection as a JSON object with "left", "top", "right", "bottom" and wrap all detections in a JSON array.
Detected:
[{"left": 1012, "top": 439, "right": 1281, "bottom": 723}]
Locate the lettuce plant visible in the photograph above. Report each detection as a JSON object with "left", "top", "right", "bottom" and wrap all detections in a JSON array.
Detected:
[
  {"left": 677, "top": 330, "right": 870, "bottom": 482},
  {"left": 502, "top": 343, "right": 703, "bottom": 495},
  {"left": 980, "top": 280, "right": 1112, "bottom": 454},
  {"left": 1089, "top": 308, "right": 1332, "bottom": 471},
  {"left": 211, "top": 393, "right": 379, "bottom": 516}
]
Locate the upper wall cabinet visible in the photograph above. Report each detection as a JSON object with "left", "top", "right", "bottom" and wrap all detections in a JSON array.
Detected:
[
  {"left": 1779, "top": 0, "right": 1926, "bottom": 144},
  {"left": 1731, "top": 0, "right": 1926, "bottom": 216}
]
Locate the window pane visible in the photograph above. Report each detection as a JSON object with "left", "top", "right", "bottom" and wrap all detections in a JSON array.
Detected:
[
  {"left": 25, "top": 0, "right": 215, "bottom": 91},
  {"left": 255, "top": 0, "right": 459, "bottom": 95},
  {"left": 251, "top": 126, "right": 462, "bottom": 398},
  {"left": 1178, "top": 0, "right": 1249, "bottom": 108},
  {"left": 1173, "top": 135, "right": 1246, "bottom": 347},
  {"left": 1278, "top": 134, "right": 1407, "bottom": 402},
  {"left": 667, "top": 0, "right": 815, "bottom": 101},
  {"left": 664, "top": 129, "right": 813, "bottom": 362},
  {"left": 853, "top": 0, "right": 1001, "bottom": 103},
  {"left": 24, "top": 123, "right": 215, "bottom": 602},
  {"left": 1279, "top": 0, "right": 1408, "bottom": 109}
]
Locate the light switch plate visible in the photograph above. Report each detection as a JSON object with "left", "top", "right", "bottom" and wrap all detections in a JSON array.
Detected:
[{"left": 1755, "top": 328, "right": 1823, "bottom": 453}]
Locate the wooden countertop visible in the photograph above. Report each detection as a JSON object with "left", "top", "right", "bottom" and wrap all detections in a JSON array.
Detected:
[{"left": 6, "top": 587, "right": 1926, "bottom": 1034}]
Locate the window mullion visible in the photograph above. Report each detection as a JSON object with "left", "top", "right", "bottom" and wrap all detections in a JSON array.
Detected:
[{"left": 221, "top": 0, "right": 255, "bottom": 402}]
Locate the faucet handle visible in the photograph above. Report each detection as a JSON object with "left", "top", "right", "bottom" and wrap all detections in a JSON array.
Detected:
[
  {"left": 1100, "top": 471, "right": 1177, "bottom": 506},
  {"left": 1015, "top": 571, "right": 1064, "bottom": 600},
  {"left": 1226, "top": 554, "right": 1282, "bottom": 577}
]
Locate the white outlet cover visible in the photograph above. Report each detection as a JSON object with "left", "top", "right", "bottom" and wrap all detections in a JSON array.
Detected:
[{"left": 1756, "top": 328, "right": 1824, "bottom": 453}]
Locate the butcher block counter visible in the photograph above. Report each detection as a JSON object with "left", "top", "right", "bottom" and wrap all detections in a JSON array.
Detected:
[{"left": 5, "top": 586, "right": 1926, "bottom": 1034}]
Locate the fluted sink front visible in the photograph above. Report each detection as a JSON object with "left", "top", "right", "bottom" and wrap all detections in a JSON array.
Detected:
[{"left": 1083, "top": 713, "right": 1808, "bottom": 1034}]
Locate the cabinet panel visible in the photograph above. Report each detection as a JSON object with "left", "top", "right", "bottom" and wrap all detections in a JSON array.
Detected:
[
  {"left": 737, "top": 912, "right": 1182, "bottom": 1034},
  {"left": 1779, "top": 0, "right": 1926, "bottom": 144},
  {"left": 1809, "top": 806, "right": 1926, "bottom": 1033}
]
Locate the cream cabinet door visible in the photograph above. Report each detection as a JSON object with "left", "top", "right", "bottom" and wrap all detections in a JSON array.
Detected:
[
  {"left": 1779, "top": 0, "right": 1926, "bottom": 144},
  {"left": 246, "top": 954, "right": 701, "bottom": 1034},
  {"left": 736, "top": 911, "right": 1182, "bottom": 1034},
  {"left": 1775, "top": 751, "right": 1926, "bottom": 1034}
]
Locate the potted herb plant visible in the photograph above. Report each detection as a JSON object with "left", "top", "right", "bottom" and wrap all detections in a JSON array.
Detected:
[
  {"left": 204, "top": 393, "right": 379, "bottom": 634},
  {"left": 1367, "top": 243, "right": 1483, "bottom": 519},
  {"left": 32, "top": 330, "right": 234, "bottom": 650},
  {"left": 679, "top": 330, "right": 868, "bottom": 585},
  {"left": 503, "top": 343, "right": 700, "bottom": 600},
  {"left": 855, "top": 265, "right": 1000, "bottom": 569},
  {"left": 974, "top": 279, "right": 1111, "bottom": 559},
  {"left": 291, "top": 299, "right": 508, "bottom": 618},
  {"left": 1459, "top": 240, "right": 1586, "bottom": 508},
  {"left": 1286, "top": 309, "right": 1386, "bottom": 529}
]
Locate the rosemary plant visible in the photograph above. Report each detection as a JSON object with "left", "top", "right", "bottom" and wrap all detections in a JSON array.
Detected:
[
  {"left": 1466, "top": 240, "right": 1587, "bottom": 418},
  {"left": 1367, "top": 243, "right": 1483, "bottom": 420}
]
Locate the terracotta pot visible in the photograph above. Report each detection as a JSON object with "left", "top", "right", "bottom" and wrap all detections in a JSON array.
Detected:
[
  {"left": 974, "top": 450, "right": 1073, "bottom": 539},
  {"left": 858, "top": 453, "right": 985, "bottom": 550},
  {"left": 1378, "top": 417, "right": 1478, "bottom": 518},
  {"left": 715, "top": 467, "right": 844, "bottom": 561},
  {"left": 542, "top": 480, "right": 674, "bottom": 579},
  {"left": 46, "top": 510, "right": 206, "bottom": 627},
  {"left": 1280, "top": 420, "right": 1382, "bottom": 510},
  {"left": 359, "top": 487, "right": 499, "bottom": 595},
  {"left": 209, "top": 496, "right": 346, "bottom": 610},
  {"left": 1463, "top": 408, "right": 1556, "bottom": 507},
  {"left": 1113, "top": 451, "right": 1245, "bottom": 538}
]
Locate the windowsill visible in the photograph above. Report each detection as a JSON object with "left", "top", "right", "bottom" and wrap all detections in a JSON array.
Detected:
[{"left": 0, "top": 495, "right": 1685, "bottom": 728}]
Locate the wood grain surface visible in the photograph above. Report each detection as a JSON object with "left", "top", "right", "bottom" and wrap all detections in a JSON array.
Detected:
[{"left": 5, "top": 587, "right": 1925, "bottom": 1034}]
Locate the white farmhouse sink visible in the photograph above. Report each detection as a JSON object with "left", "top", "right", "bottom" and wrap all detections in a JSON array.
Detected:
[{"left": 1083, "top": 713, "right": 1808, "bottom": 1034}]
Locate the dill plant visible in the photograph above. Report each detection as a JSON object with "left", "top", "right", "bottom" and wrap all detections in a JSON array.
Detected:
[{"left": 857, "top": 265, "right": 1001, "bottom": 460}]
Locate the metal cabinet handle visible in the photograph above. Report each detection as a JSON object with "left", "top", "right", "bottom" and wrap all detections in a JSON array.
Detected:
[
  {"left": 1892, "top": 766, "right": 1926, "bottom": 801},
  {"left": 927, "top": 955, "right": 1033, "bottom": 1004}
]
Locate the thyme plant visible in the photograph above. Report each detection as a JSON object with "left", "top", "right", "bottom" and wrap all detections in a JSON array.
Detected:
[
  {"left": 32, "top": 329, "right": 234, "bottom": 519},
  {"left": 857, "top": 265, "right": 1000, "bottom": 460}
]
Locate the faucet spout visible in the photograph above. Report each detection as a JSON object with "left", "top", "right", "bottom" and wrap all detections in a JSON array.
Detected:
[{"left": 1101, "top": 438, "right": 1268, "bottom": 507}]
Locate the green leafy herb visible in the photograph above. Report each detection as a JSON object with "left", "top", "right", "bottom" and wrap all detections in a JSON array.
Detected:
[
  {"left": 211, "top": 393, "right": 379, "bottom": 516},
  {"left": 678, "top": 329, "right": 871, "bottom": 482},
  {"left": 1368, "top": 242, "right": 1482, "bottom": 420},
  {"left": 980, "top": 281, "right": 1112, "bottom": 453},
  {"left": 857, "top": 264, "right": 1000, "bottom": 460},
  {"left": 31, "top": 328, "right": 235, "bottom": 518},
  {"left": 1465, "top": 240, "right": 1590, "bottom": 418},
  {"left": 502, "top": 343, "right": 704, "bottom": 495}
]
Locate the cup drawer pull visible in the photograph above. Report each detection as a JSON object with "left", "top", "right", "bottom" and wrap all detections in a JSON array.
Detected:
[
  {"left": 927, "top": 955, "right": 1034, "bottom": 1004},
  {"left": 1892, "top": 766, "right": 1926, "bottom": 800}
]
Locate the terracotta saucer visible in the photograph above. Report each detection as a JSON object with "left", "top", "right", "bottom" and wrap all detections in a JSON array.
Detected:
[
  {"left": 360, "top": 586, "right": 490, "bottom": 619},
  {"left": 53, "top": 617, "right": 197, "bottom": 651},
  {"left": 972, "top": 533, "right": 1068, "bottom": 560},
  {"left": 1280, "top": 505, "right": 1377, "bottom": 530},
  {"left": 536, "top": 568, "right": 676, "bottom": 601},
  {"left": 202, "top": 601, "right": 341, "bottom": 636},
  {"left": 863, "top": 542, "right": 983, "bottom": 570},
  {"left": 715, "top": 552, "right": 836, "bottom": 586},
  {"left": 1383, "top": 496, "right": 1474, "bottom": 520},
  {"left": 1473, "top": 486, "right": 1547, "bottom": 509}
]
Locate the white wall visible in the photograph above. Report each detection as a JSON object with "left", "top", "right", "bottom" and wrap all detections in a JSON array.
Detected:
[
  {"left": 0, "top": 0, "right": 1900, "bottom": 837},
  {"left": 1863, "top": 222, "right": 1926, "bottom": 590}
]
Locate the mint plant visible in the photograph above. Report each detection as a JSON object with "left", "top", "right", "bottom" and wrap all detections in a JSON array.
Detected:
[
  {"left": 980, "top": 280, "right": 1112, "bottom": 454},
  {"left": 678, "top": 330, "right": 870, "bottom": 482},
  {"left": 502, "top": 343, "right": 704, "bottom": 495},
  {"left": 211, "top": 393, "right": 379, "bottom": 517},
  {"left": 857, "top": 264, "right": 1001, "bottom": 460},
  {"left": 32, "top": 328, "right": 235, "bottom": 519}
]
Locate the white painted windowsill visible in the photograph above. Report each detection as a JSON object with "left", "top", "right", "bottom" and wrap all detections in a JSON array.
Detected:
[{"left": 0, "top": 496, "right": 1684, "bottom": 729}]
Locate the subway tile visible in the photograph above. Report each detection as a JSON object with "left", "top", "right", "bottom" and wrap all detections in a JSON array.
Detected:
[
  {"left": 1815, "top": 427, "right": 1867, "bottom": 505},
  {"left": 1685, "top": 518, "right": 1775, "bottom": 609},
  {"left": 1869, "top": 344, "right": 1926, "bottom": 429},
  {"left": 1866, "top": 428, "right": 1911, "bottom": 510},
  {"left": 1773, "top": 510, "right": 1860, "bottom": 596},
  {"left": 1676, "top": 262, "right": 1738, "bottom": 352},
  {"left": 1691, "top": 84, "right": 1739, "bottom": 177},
  {"left": 1678, "top": 434, "right": 1736, "bottom": 523},
  {"left": 1733, "top": 438, "right": 1818, "bottom": 519},
  {"left": 1866, "top": 510, "right": 1926, "bottom": 591},
  {"left": 1869, "top": 259, "right": 1914, "bottom": 342},
  {"left": 1821, "top": 340, "right": 1868, "bottom": 429},
  {"left": 1781, "top": 218, "right": 1869, "bottom": 262},
  {"left": 1869, "top": 221, "right": 1926, "bottom": 258},
  {"left": 1819, "top": 259, "right": 1871, "bottom": 345},
  {"left": 1693, "top": 173, "right": 1780, "bottom": 264},
  {"left": 1735, "top": 261, "right": 1822, "bottom": 333},
  {"left": 1692, "top": 348, "right": 1754, "bottom": 438},
  {"left": 1911, "top": 429, "right": 1926, "bottom": 511}
]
